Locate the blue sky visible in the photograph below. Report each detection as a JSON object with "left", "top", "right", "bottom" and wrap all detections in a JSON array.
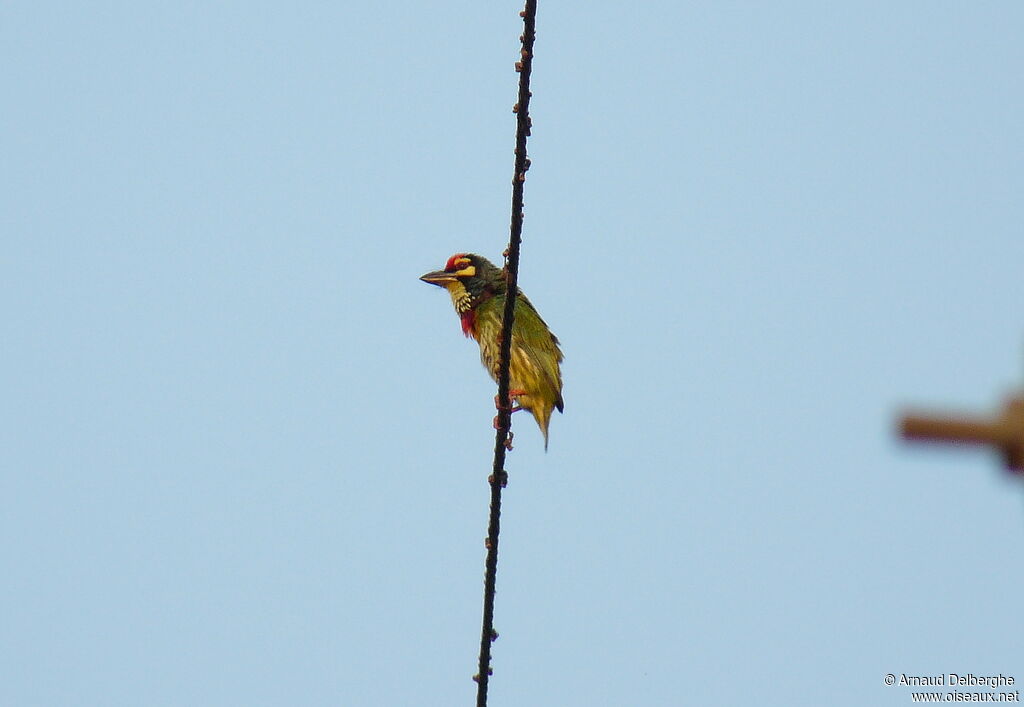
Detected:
[{"left": 4, "top": 2, "right": 1023, "bottom": 705}]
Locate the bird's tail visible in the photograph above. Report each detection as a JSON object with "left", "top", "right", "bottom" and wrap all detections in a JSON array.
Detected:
[{"left": 531, "top": 404, "right": 552, "bottom": 452}]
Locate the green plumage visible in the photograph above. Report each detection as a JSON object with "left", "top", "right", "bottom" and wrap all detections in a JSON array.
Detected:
[
  {"left": 420, "top": 253, "right": 564, "bottom": 449},
  {"left": 474, "top": 290, "right": 564, "bottom": 448}
]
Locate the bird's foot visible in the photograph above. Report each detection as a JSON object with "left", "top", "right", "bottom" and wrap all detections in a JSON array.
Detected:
[{"left": 494, "top": 390, "right": 527, "bottom": 413}]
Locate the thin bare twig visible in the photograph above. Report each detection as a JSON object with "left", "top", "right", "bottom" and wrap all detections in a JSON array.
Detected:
[
  {"left": 899, "top": 394, "right": 1024, "bottom": 473},
  {"left": 474, "top": 1, "right": 538, "bottom": 704}
]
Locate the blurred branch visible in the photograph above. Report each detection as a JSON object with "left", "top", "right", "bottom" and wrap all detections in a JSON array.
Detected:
[
  {"left": 474, "top": 1, "right": 538, "bottom": 704},
  {"left": 898, "top": 394, "right": 1024, "bottom": 473}
]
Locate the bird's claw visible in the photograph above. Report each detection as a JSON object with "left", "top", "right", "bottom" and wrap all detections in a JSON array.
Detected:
[{"left": 494, "top": 390, "right": 527, "bottom": 413}]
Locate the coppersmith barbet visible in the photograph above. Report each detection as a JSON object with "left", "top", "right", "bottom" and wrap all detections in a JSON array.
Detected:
[{"left": 420, "top": 253, "right": 564, "bottom": 449}]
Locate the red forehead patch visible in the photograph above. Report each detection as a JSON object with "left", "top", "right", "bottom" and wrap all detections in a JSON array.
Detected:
[{"left": 445, "top": 253, "right": 468, "bottom": 271}]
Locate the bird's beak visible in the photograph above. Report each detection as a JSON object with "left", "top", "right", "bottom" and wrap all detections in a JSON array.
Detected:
[{"left": 420, "top": 270, "right": 457, "bottom": 286}]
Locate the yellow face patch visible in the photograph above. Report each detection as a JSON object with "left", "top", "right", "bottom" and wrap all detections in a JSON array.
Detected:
[{"left": 452, "top": 264, "right": 476, "bottom": 278}]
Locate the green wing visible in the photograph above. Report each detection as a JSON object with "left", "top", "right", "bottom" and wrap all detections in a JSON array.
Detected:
[{"left": 512, "top": 294, "right": 564, "bottom": 412}]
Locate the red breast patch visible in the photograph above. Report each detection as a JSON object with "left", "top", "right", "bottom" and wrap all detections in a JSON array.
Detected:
[{"left": 460, "top": 310, "right": 476, "bottom": 337}]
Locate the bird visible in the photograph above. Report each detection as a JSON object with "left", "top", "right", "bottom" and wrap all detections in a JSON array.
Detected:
[{"left": 420, "top": 253, "right": 564, "bottom": 449}]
